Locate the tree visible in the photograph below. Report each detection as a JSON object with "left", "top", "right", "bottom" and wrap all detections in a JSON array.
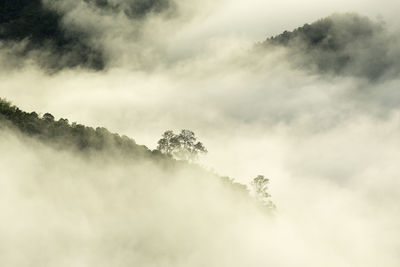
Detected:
[
  {"left": 250, "top": 175, "right": 275, "bottom": 210},
  {"left": 157, "top": 130, "right": 180, "bottom": 155},
  {"left": 174, "top": 130, "right": 207, "bottom": 162},
  {"left": 157, "top": 129, "right": 207, "bottom": 161},
  {"left": 43, "top": 113, "right": 54, "bottom": 121}
]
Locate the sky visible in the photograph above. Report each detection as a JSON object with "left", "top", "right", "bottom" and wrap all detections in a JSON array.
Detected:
[{"left": 1, "top": 0, "right": 400, "bottom": 266}]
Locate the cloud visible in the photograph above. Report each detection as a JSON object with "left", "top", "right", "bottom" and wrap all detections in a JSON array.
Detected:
[
  {"left": 0, "top": 127, "right": 272, "bottom": 267},
  {"left": 2, "top": 120, "right": 400, "bottom": 267},
  {"left": 1, "top": 1, "right": 400, "bottom": 266},
  {"left": 0, "top": 0, "right": 105, "bottom": 71}
]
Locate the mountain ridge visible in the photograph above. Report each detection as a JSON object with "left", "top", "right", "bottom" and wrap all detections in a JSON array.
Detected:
[
  {"left": 261, "top": 13, "right": 399, "bottom": 80},
  {"left": 0, "top": 97, "right": 255, "bottom": 203}
]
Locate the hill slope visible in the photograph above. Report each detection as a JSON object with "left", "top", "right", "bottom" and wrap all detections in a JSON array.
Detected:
[
  {"left": 0, "top": 98, "right": 275, "bottom": 266},
  {"left": 0, "top": 98, "right": 252, "bottom": 197},
  {"left": 262, "top": 13, "right": 400, "bottom": 80}
]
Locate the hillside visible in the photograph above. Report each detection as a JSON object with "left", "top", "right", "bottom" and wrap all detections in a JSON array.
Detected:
[
  {"left": 0, "top": 98, "right": 253, "bottom": 200},
  {"left": 0, "top": 99, "right": 277, "bottom": 267},
  {"left": 262, "top": 13, "right": 399, "bottom": 80},
  {"left": 0, "top": 98, "right": 151, "bottom": 157}
]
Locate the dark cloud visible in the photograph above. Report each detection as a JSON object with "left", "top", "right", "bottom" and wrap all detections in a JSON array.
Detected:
[
  {"left": 0, "top": 0, "right": 105, "bottom": 71},
  {"left": 0, "top": 0, "right": 177, "bottom": 72},
  {"left": 262, "top": 13, "right": 400, "bottom": 81},
  {"left": 84, "top": 0, "right": 173, "bottom": 18}
]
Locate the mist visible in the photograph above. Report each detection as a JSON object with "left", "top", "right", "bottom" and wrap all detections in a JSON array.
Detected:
[{"left": 1, "top": 0, "right": 400, "bottom": 266}]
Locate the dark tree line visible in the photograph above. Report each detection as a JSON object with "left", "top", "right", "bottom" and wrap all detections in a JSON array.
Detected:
[
  {"left": 0, "top": 98, "right": 150, "bottom": 157},
  {"left": 262, "top": 13, "right": 391, "bottom": 80},
  {"left": 265, "top": 13, "right": 378, "bottom": 50}
]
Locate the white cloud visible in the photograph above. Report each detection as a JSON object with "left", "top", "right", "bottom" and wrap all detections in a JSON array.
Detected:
[{"left": 1, "top": 0, "right": 400, "bottom": 265}]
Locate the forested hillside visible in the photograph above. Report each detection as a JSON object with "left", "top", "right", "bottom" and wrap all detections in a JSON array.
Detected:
[
  {"left": 0, "top": 98, "right": 256, "bottom": 202},
  {"left": 262, "top": 13, "right": 399, "bottom": 80},
  {"left": 0, "top": 98, "right": 152, "bottom": 158}
]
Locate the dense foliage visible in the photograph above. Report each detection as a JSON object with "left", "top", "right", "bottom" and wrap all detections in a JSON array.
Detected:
[
  {"left": 266, "top": 13, "right": 378, "bottom": 49},
  {"left": 157, "top": 130, "right": 207, "bottom": 162},
  {"left": 0, "top": 98, "right": 150, "bottom": 158},
  {"left": 262, "top": 13, "right": 393, "bottom": 79}
]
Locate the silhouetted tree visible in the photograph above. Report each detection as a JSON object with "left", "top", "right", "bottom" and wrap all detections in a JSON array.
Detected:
[
  {"left": 43, "top": 113, "right": 54, "bottom": 121},
  {"left": 0, "top": 98, "right": 273, "bottom": 210},
  {"left": 157, "top": 129, "right": 207, "bottom": 161},
  {"left": 157, "top": 130, "right": 180, "bottom": 155},
  {"left": 250, "top": 175, "right": 275, "bottom": 210}
]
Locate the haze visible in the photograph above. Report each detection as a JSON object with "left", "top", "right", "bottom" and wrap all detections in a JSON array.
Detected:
[{"left": 1, "top": 0, "right": 400, "bottom": 266}]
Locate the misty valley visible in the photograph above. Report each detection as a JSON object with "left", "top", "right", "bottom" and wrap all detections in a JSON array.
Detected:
[{"left": 1, "top": 0, "right": 400, "bottom": 266}]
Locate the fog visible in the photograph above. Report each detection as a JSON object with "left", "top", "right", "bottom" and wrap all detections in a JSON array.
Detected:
[{"left": 1, "top": 0, "right": 400, "bottom": 266}]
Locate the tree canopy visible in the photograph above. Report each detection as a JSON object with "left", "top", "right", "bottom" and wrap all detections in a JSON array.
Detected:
[
  {"left": 0, "top": 98, "right": 150, "bottom": 158},
  {"left": 262, "top": 13, "right": 392, "bottom": 80},
  {"left": 157, "top": 129, "right": 207, "bottom": 162}
]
